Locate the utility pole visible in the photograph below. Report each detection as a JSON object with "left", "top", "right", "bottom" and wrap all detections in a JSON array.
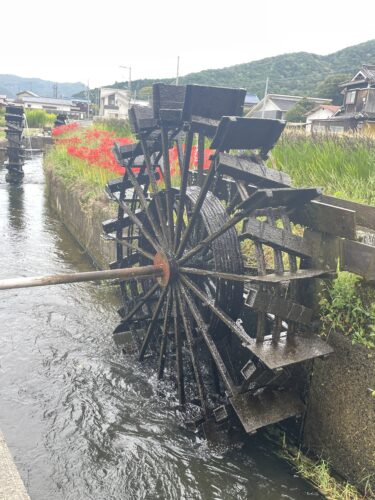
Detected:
[
  {"left": 120, "top": 65, "right": 132, "bottom": 106},
  {"left": 261, "top": 77, "right": 269, "bottom": 119},
  {"left": 87, "top": 81, "right": 90, "bottom": 120},
  {"left": 176, "top": 56, "right": 180, "bottom": 85}
]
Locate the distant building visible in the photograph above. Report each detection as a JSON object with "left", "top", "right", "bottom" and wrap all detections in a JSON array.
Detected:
[
  {"left": 247, "top": 94, "right": 332, "bottom": 120},
  {"left": 99, "top": 88, "right": 130, "bottom": 119},
  {"left": 243, "top": 93, "right": 259, "bottom": 113},
  {"left": 311, "top": 65, "right": 375, "bottom": 135},
  {"left": 16, "top": 95, "right": 84, "bottom": 118},
  {"left": 305, "top": 105, "right": 340, "bottom": 132},
  {"left": 0, "top": 95, "right": 7, "bottom": 108},
  {"left": 16, "top": 90, "right": 39, "bottom": 99}
]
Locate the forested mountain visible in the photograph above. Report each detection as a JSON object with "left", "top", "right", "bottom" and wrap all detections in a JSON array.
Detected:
[
  {"left": 116, "top": 39, "right": 375, "bottom": 100},
  {"left": 0, "top": 75, "right": 85, "bottom": 98}
]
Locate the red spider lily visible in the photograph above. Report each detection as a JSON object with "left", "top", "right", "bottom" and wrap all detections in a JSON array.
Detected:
[
  {"left": 54, "top": 124, "right": 213, "bottom": 179},
  {"left": 52, "top": 122, "right": 79, "bottom": 136}
]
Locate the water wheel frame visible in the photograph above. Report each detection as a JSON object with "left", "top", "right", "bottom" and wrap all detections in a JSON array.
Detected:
[{"left": 103, "top": 84, "right": 333, "bottom": 434}]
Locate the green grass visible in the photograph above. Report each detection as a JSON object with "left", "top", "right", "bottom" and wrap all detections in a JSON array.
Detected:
[
  {"left": 319, "top": 271, "right": 375, "bottom": 349},
  {"left": 282, "top": 446, "right": 368, "bottom": 500},
  {"left": 94, "top": 118, "right": 134, "bottom": 139},
  {"left": 271, "top": 132, "right": 375, "bottom": 205},
  {"left": 44, "top": 145, "right": 118, "bottom": 203}
]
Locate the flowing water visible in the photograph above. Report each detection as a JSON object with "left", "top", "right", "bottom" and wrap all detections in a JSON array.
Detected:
[{"left": 0, "top": 156, "right": 321, "bottom": 500}]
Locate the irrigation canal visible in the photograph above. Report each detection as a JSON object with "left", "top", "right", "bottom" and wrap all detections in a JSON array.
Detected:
[{"left": 0, "top": 156, "right": 322, "bottom": 499}]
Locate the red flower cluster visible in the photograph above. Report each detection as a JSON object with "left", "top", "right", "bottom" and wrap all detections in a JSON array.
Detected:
[
  {"left": 54, "top": 124, "right": 213, "bottom": 179},
  {"left": 55, "top": 127, "right": 133, "bottom": 174},
  {"left": 168, "top": 144, "right": 213, "bottom": 177},
  {"left": 52, "top": 122, "right": 79, "bottom": 136}
]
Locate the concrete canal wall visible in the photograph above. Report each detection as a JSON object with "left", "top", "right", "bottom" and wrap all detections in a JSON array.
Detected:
[
  {"left": 304, "top": 331, "right": 375, "bottom": 493},
  {"left": 0, "top": 431, "right": 30, "bottom": 500},
  {"left": 45, "top": 169, "right": 116, "bottom": 269},
  {"left": 44, "top": 165, "right": 375, "bottom": 494}
]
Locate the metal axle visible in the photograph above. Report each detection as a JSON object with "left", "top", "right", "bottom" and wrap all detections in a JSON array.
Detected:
[{"left": 0, "top": 265, "right": 164, "bottom": 291}]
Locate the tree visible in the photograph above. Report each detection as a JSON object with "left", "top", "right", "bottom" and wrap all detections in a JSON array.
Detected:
[
  {"left": 285, "top": 98, "right": 316, "bottom": 123},
  {"left": 316, "top": 73, "right": 349, "bottom": 105}
]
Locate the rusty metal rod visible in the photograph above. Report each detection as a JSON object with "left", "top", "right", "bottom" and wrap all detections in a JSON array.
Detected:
[{"left": 0, "top": 265, "right": 164, "bottom": 291}]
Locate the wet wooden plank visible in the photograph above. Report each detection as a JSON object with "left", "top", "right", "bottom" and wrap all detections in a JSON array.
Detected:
[
  {"left": 241, "top": 218, "right": 312, "bottom": 257},
  {"left": 246, "top": 334, "right": 333, "bottom": 370},
  {"left": 246, "top": 287, "right": 313, "bottom": 324},
  {"left": 230, "top": 389, "right": 305, "bottom": 434},
  {"left": 340, "top": 239, "right": 375, "bottom": 281},
  {"left": 319, "top": 195, "right": 375, "bottom": 231},
  {"left": 290, "top": 200, "right": 356, "bottom": 239},
  {"left": 102, "top": 209, "right": 145, "bottom": 234},
  {"left": 217, "top": 152, "right": 291, "bottom": 186},
  {"left": 239, "top": 187, "right": 321, "bottom": 213}
]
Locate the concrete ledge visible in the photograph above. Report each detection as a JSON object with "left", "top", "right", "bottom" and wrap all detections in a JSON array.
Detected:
[
  {"left": 304, "top": 331, "right": 375, "bottom": 493},
  {"left": 0, "top": 431, "right": 30, "bottom": 500},
  {"left": 45, "top": 168, "right": 116, "bottom": 269}
]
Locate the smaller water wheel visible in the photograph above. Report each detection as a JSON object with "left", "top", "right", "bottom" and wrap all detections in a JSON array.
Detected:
[
  {"left": 5, "top": 105, "right": 25, "bottom": 184},
  {"left": 103, "top": 83, "right": 333, "bottom": 435}
]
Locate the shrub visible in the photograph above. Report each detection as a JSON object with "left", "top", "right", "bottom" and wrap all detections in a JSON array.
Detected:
[{"left": 25, "top": 109, "right": 56, "bottom": 128}]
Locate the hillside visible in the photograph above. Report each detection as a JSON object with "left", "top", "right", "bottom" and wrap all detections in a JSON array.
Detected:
[
  {"left": 0, "top": 75, "right": 86, "bottom": 98},
  {"left": 119, "top": 39, "right": 375, "bottom": 99}
]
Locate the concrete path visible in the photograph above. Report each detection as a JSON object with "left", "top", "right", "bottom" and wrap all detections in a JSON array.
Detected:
[{"left": 0, "top": 431, "right": 30, "bottom": 500}]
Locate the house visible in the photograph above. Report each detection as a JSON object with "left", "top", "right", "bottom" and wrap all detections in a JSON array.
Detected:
[
  {"left": 16, "top": 95, "right": 83, "bottom": 118},
  {"left": 99, "top": 88, "right": 130, "bottom": 119},
  {"left": 311, "top": 65, "right": 375, "bottom": 135},
  {"left": 247, "top": 94, "right": 332, "bottom": 120},
  {"left": 16, "top": 90, "right": 39, "bottom": 99},
  {"left": 243, "top": 93, "right": 259, "bottom": 113},
  {"left": 305, "top": 105, "right": 340, "bottom": 132},
  {"left": 0, "top": 95, "right": 7, "bottom": 108}
]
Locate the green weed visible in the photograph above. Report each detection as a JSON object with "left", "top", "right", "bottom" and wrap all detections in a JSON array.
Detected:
[
  {"left": 319, "top": 271, "right": 375, "bottom": 349},
  {"left": 271, "top": 132, "right": 375, "bottom": 206}
]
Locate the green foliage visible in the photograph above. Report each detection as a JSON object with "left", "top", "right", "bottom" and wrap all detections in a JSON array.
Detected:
[
  {"left": 0, "top": 107, "right": 5, "bottom": 127},
  {"left": 285, "top": 98, "right": 316, "bottom": 122},
  {"left": 319, "top": 272, "right": 375, "bottom": 349},
  {"left": 126, "top": 39, "right": 375, "bottom": 99},
  {"left": 137, "top": 86, "right": 152, "bottom": 100},
  {"left": 25, "top": 109, "right": 56, "bottom": 128},
  {"left": 271, "top": 132, "right": 375, "bottom": 205},
  {"left": 94, "top": 118, "right": 134, "bottom": 138},
  {"left": 282, "top": 446, "right": 367, "bottom": 500},
  {"left": 44, "top": 144, "right": 117, "bottom": 202},
  {"left": 316, "top": 73, "right": 350, "bottom": 105}
]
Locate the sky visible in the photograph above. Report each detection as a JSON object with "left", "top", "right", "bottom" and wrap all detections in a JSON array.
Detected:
[{"left": 2, "top": 0, "right": 375, "bottom": 88}]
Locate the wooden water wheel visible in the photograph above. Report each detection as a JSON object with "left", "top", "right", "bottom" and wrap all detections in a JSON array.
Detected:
[{"left": 103, "top": 83, "right": 333, "bottom": 435}]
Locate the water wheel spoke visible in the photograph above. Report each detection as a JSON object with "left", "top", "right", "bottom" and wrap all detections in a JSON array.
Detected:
[
  {"left": 176, "top": 158, "right": 216, "bottom": 258},
  {"left": 172, "top": 284, "right": 185, "bottom": 405},
  {"left": 179, "top": 281, "right": 237, "bottom": 395},
  {"left": 176, "top": 283, "right": 209, "bottom": 417},
  {"left": 157, "top": 288, "right": 173, "bottom": 379},
  {"left": 174, "top": 129, "right": 194, "bottom": 251},
  {"left": 180, "top": 266, "right": 257, "bottom": 283},
  {"left": 180, "top": 274, "right": 252, "bottom": 345},
  {"left": 118, "top": 198, "right": 162, "bottom": 254},
  {"left": 116, "top": 237, "right": 154, "bottom": 261},
  {"left": 178, "top": 206, "right": 250, "bottom": 265},
  {"left": 115, "top": 144, "right": 167, "bottom": 249},
  {"left": 160, "top": 126, "right": 175, "bottom": 245},
  {"left": 121, "top": 282, "right": 160, "bottom": 325},
  {"left": 139, "top": 136, "right": 170, "bottom": 247},
  {"left": 139, "top": 286, "right": 168, "bottom": 361}
]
